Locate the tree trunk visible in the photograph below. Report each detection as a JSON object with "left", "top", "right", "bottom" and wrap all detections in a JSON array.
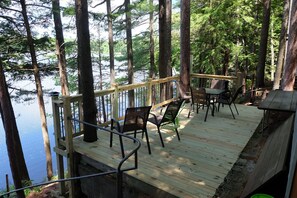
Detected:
[
  {"left": 97, "top": 28, "right": 107, "bottom": 123},
  {"left": 149, "top": 0, "right": 156, "bottom": 105},
  {"left": 222, "top": 48, "right": 230, "bottom": 75},
  {"left": 165, "top": 0, "right": 172, "bottom": 100},
  {"left": 179, "top": 0, "right": 191, "bottom": 97},
  {"left": 0, "top": 60, "right": 28, "bottom": 198},
  {"left": 107, "top": 0, "right": 115, "bottom": 85},
  {"left": 256, "top": 0, "right": 271, "bottom": 88},
  {"left": 149, "top": 0, "right": 156, "bottom": 79},
  {"left": 281, "top": 0, "right": 297, "bottom": 91},
  {"left": 20, "top": 0, "right": 53, "bottom": 180},
  {"left": 52, "top": 0, "right": 69, "bottom": 95},
  {"left": 125, "top": 0, "right": 135, "bottom": 107},
  {"left": 159, "top": 0, "right": 167, "bottom": 102},
  {"left": 270, "top": 22, "right": 275, "bottom": 81},
  {"left": 75, "top": 0, "right": 98, "bottom": 142},
  {"left": 273, "top": 0, "right": 290, "bottom": 90}
]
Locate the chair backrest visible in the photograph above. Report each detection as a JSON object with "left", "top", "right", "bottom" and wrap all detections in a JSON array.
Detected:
[
  {"left": 190, "top": 87, "right": 208, "bottom": 105},
  {"left": 231, "top": 85, "right": 244, "bottom": 103},
  {"left": 123, "top": 106, "right": 152, "bottom": 132},
  {"left": 161, "top": 99, "right": 185, "bottom": 123}
]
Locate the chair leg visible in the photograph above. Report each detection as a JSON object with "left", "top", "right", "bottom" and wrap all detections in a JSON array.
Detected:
[
  {"left": 172, "top": 120, "right": 181, "bottom": 141},
  {"left": 204, "top": 105, "right": 210, "bottom": 122},
  {"left": 143, "top": 129, "right": 151, "bottom": 154},
  {"left": 157, "top": 126, "right": 165, "bottom": 147},
  {"left": 187, "top": 104, "right": 192, "bottom": 118},
  {"left": 175, "top": 128, "right": 180, "bottom": 141},
  {"left": 134, "top": 130, "right": 137, "bottom": 142},
  {"left": 228, "top": 104, "right": 235, "bottom": 119},
  {"left": 233, "top": 103, "right": 239, "bottom": 115},
  {"left": 119, "top": 136, "right": 125, "bottom": 158},
  {"left": 110, "top": 133, "right": 113, "bottom": 147}
]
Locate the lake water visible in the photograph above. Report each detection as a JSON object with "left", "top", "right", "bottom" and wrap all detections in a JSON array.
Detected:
[{"left": 0, "top": 80, "right": 59, "bottom": 190}]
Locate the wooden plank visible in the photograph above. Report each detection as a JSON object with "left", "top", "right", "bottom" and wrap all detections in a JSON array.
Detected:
[
  {"left": 258, "top": 90, "right": 297, "bottom": 112},
  {"left": 290, "top": 91, "right": 297, "bottom": 112},
  {"left": 72, "top": 104, "right": 262, "bottom": 198},
  {"left": 241, "top": 114, "right": 294, "bottom": 198},
  {"left": 258, "top": 90, "right": 278, "bottom": 110},
  {"left": 286, "top": 112, "right": 297, "bottom": 197}
]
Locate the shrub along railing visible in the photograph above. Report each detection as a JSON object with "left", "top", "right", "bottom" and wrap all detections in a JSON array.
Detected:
[{"left": 51, "top": 72, "right": 240, "bottom": 196}]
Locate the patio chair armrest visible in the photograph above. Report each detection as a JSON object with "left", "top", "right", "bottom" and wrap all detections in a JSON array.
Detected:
[
  {"left": 149, "top": 112, "right": 158, "bottom": 121},
  {"left": 111, "top": 118, "right": 121, "bottom": 132}
]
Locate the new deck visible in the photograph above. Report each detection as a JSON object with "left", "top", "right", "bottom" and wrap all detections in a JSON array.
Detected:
[{"left": 73, "top": 104, "right": 262, "bottom": 197}]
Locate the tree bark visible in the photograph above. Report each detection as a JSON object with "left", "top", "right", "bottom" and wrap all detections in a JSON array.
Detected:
[
  {"left": 149, "top": 0, "right": 156, "bottom": 104},
  {"left": 273, "top": 0, "right": 290, "bottom": 90},
  {"left": 75, "top": 0, "right": 97, "bottom": 142},
  {"left": 165, "top": 0, "right": 172, "bottom": 99},
  {"left": 0, "top": 59, "right": 28, "bottom": 198},
  {"left": 159, "top": 0, "right": 172, "bottom": 101},
  {"left": 107, "top": 0, "right": 115, "bottom": 85},
  {"left": 149, "top": 0, "right": 156, "bottom": 79},
  {"left": 282, "top": 0, "right": 297, "bottom": 90},
  {"left": 20, "top": 0, "right": 53, "bottom": 180},
  {"left": 125, "top": 0, "right": 135, "bottom": 107},
  {"left": 179, "top": 0, "right": 191, "bottom": 97},
  {"left": 97, "top": 28, "right": 107, "bottom": 123},
  {"left": 52, "top": 0, "right": 70, "bottom": 95},
  {"left": 159, "top": 0, "right": 167, "bottom": 102},
  {"left": 256, "top": 0, "right": 271, "bottom": 88}
]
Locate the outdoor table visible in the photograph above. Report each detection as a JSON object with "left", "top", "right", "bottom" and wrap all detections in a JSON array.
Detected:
[
  {"left": 205, "top": 88, "right": 226, "bottom": 116},
  {"left": 258, "top": 89, "right": 297, "bottom": 130}
]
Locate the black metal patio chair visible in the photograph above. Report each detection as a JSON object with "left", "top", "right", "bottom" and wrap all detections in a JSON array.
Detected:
[
  {"left": 188, "top": 87, "right": 214, "bottom": 122},
  {"left": 217, "top": 85, "right": 244, "bottom": 119},
  {"left": 148, "top": 99, "right": 185, "bottom": 147},
  {"left": 110, "top": 106, "right": 152, "bottom": 157}
]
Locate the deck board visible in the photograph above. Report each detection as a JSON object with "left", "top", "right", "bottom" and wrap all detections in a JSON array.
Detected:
[{"left": 73, "top": 104, "right": 262, "bottom": 197}]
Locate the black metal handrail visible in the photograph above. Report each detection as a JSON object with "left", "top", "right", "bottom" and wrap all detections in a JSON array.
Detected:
[{"left": 0, "top": 118, "right": 141, "bottom": 198}]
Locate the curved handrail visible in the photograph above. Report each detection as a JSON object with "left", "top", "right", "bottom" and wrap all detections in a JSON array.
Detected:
[{"left": 70, "top": 117, "right": 141, "bottom": 171}]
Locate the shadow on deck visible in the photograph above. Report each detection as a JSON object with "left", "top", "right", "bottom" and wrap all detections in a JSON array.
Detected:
[{"left": 73, "top": 104, "right": 262, "bottom": 197}]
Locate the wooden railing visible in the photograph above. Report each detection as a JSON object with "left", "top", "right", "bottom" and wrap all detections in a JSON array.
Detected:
[{"left": 51, "top": 72, "right": 239, "bottom": 196}]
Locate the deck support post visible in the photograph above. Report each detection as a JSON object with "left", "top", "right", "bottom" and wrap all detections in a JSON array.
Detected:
[
  {"left": 117, "top": 171, "right": 123, "bottom": 198},
  {"left": 146, "top": 78, "right": 152, "bottom": 106},
  {"left": 63, "top": 96, "right": 75, "bottom": 197},
  {"left": 51, "top": 95, "right": 66, "bottom": 195},
  {"left": 112, "top": 83, "right": 119, "bottom": 119}
]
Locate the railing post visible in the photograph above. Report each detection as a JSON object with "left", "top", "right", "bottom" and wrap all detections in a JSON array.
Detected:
[
  {"left": 117, "top": 171, "right": 123, "bottom": 198},
  {"left": 62, "top": 96, "right": 75, "bottom": 197},
  {"left": 51, "top": 95, "right": 66, "bottom": 195},
  {"left": 112, "top": 83, "right": 119, "bottom": 119},
  {"left": 146, "top": 78, "right": 153, "bottom": 106}
]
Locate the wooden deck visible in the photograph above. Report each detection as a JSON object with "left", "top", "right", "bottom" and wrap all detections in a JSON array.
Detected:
[{"left": 73, "top": 104, "right": 262, "bottom": 197}]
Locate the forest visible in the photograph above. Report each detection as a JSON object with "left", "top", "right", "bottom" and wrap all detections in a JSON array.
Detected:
[{"left": 1, "top": 0, "right": 297, "bottom": 197}]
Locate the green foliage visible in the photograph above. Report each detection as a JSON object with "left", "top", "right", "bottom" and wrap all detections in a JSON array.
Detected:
[{"left": 190, "top": 0, "right": 263, "bottom": 75}]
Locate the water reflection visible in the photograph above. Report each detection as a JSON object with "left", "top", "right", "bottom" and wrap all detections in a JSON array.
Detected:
[{"left": 0, "top": 95, "right": 57, "bottom": 189}]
